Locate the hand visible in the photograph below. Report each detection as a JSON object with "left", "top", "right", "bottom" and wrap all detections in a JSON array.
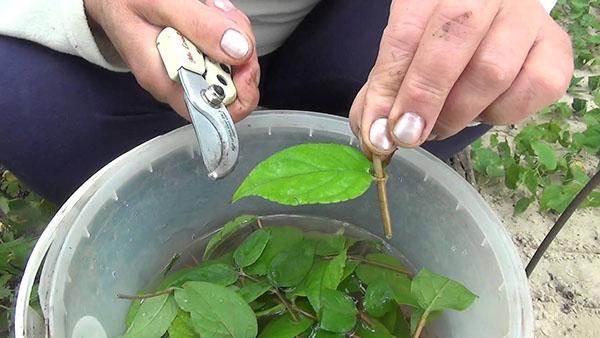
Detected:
[
  {"left": 84, "top": 0, "right": 260, "bottom": 121},
  {"left": 349, "top": 0, "right": 573, "bottom": 156}
]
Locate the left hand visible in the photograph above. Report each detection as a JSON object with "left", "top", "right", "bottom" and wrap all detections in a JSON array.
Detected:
[{"left": 349, "top": 0, "right": 573, "bottom": 156}]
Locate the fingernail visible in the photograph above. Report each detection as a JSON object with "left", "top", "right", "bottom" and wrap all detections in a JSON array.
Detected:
[
  {"left": 393, "top": 112, "right": 425, "bottom": 145},
  {"left": 221, "top": 29, "right": 249, "bottom": 59},
  {"left": 214, "top": 0, "right": 235, "bottom": 11},
  {"left": 369, "top": 118, "right": 394, "bottom": 151},
  {"left": 427, "top": 133, "right": 437, "bottom": 141}
]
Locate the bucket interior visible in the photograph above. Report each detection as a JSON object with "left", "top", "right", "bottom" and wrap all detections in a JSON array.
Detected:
[{"left": 40, "top": 111, "right": 532, "bottom": 338}]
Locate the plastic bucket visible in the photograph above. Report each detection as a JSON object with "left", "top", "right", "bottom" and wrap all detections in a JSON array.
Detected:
[{"left": 16, "top": 111, "right": 533, "bottom": 338}]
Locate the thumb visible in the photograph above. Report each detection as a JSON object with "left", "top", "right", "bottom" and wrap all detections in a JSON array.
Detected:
[{"left": 136, "top": 0, "right": 255, "bottom": 65}]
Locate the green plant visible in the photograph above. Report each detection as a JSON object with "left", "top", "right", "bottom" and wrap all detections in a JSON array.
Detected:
[
  {"left": 122, "top": 215, "right": 477, "bottom": 338},
  {"left": 472, "top": 0, "right": 600, "bottom": 215},
  {"left": 0, "top": 170, "right": 56, "bottom": 334}
]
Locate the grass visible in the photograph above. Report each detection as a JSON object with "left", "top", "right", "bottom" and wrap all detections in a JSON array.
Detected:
[{"left": 0, "top": 0, "right": 598, "bottom": 335}]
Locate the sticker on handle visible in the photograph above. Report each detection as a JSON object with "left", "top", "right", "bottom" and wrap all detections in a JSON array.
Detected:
[{"left": 156, "top": 27, "right": 206, "bottom": 81}]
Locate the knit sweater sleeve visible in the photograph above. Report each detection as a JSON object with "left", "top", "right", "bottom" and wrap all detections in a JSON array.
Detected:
[{"left": 0, "top": 0, "right": 127, "bottom": 71}]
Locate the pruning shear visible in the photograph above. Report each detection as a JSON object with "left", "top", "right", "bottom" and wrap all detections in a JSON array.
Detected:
[{"left": 156, "top": 27, "right": 239, "bottom": 179}]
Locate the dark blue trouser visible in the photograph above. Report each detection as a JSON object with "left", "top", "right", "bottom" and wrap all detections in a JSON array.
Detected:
[{"left": 0, "top": 0, "right": 490, "bottom": 204}]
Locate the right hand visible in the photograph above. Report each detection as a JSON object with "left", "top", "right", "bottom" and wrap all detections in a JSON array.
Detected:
[{"left": 84, "top": 0, "right": 260, "bottom": 121}]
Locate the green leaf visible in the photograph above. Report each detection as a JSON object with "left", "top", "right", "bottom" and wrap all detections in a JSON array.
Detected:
[
  {"left": 582, "top": 191, "right": 600, "bottom": 208},
  {"left": 305, "top": 231, "right": 346, "bottom": 256},
  {"left": 304, "top": 251, "right": 347, "bottom": 311},
  {"left": 354, "top": 254, "right": 416, "bottom": 307},
  {"left": 514, "top": 197, "right": 533, "bottom": 215},
  {"left": 258, "top": 313, "right": 314, "bottom": 338},
  {"left": 355, "top": 317, "right": 394, "bottom": 338},
  {"left": 319, "top": 289, "right": 358, "bottom": 333},
  {"left": 245, "top": 226, "right": 304, "bottom": 276},
  {"left": 393, "top": 311, "right": 411, "bottom": 338},
  {"left": 589, "top": 75, "right": 600, "bottom": 91},
  {"left": 123, "top": 294, "right": 177, "bottom": 338},
  {"left": 341, "top": 260, "right": 359, "bottom": 282},
  {"left": 237, "top": 281, "right": 271, "bottom": 303},
  {"left": 232, "top": 143, "right": 373, "bottom": 206},
  {"left": 268, "top": 240, "right": 315, "bottom": 287},
  {"left": 363, "top": 281, "right": 396, "bottom": 317},
  {"left": 531, "top": 141, "right": 557, "bottom": 170},
  {"left": 174, "top": 281, "right": 257, "bottom": 338},
  {"left": 125, "top": 299, "right": 143, "bottom": 328},
  {"left": 161, "top": 263, "right": 238, "bottom": 288},
  {"left": 234, "top": 229, "right": 270, "bottom": 268},
  {"left": 540, "top": 183, "right": 581, "bottom": 213},
  {"left": 168, "top": 310, "right": 196, "bottom": 338},
  {"left": 572, "top": 97, "right": 587, "bottom": 114},
  {"left": 471, "top": 148, "right": 504, "bottom": 177},
  {"left": 311, "top": 329, "right": 345, "bottom": 338},
  {"left": 380, "top": 307, "right": 397, "bottom": 333},
  {"left": 522, "top": 170, "right": 539, "bottom": 194},
  {"left": 204, "top": 215, "right": 258, "bottom": 259},
  {"left": 410, "top": 268, "right": 477, "bottom": 312},
  {"left": 338, "top": 273, "right": 362, "bottom": 295},
  {"left": 504, "top": 163, "right": 522, "bottom": 190}
]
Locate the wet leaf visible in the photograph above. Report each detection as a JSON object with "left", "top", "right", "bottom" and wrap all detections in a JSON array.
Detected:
[
  {"left": 168, "top": 310, "right": 195, "bottom": 338},
  {"left": 311, "top": 329, "right": 345, "bottom": 338},
  {"left": 268, "top": 240, "right": 315, "bottom": 287},
  {"left": 161, "top": 263, "right": 238, "bottom": 288},
  {"left": 203, "top": 215, "right": 258, "bottom": 259},
  {"left": 123, "top": 294, "right": 177, "bottom": 338},
  {"left": 305, "top": 231, "right": 346, "bottom": 256},
  {"left": 258, "top": 313, "right": 314, "bottom": 338},
  {"left": 237, "top": 281, "right": 271, "bottom": 303},
  {"left": 411, "top": 268, "right": 477, "bottom": 313},
  {"left": 174, "top": 281, "right": 257, "bottom": 338},
  {"left": 355, "top": 317, "right": 394, "bottom": 338},
  {"left": 319, "top": 289, "right": 357, "bottom": 333},
  {"left": 245, "top": 226, "right": 304, "bottom": 276},
  {"left": 355, "top": 253, "right": 416, "bottom": 306},
  {"left": 232, "top": 144, "right": 373, "bottom": 205},
  {"left": 363, "top": 281, "right": 396, "bottom": 317},
  {"left": 234, "top": 229, "right": 270, "bottom": 268},
  {"left": 300, "top": 251, "right": 346, "bottom": 311}
]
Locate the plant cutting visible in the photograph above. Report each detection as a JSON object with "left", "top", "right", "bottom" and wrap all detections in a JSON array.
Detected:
[{"left": 119, "top": 143, "right": 477, "bottom": 338}]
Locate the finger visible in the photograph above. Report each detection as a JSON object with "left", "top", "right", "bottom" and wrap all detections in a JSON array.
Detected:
[
  {"left": 387, "top": 0, "right": 501, "bottom": 147},
  {"left": 227, "top": 53, "right": 260, "bottom": 121},
  {"left": 359, "top": 0, "right": 438, "bottom": 153},
  {"left": 432, "top": 1, "right": 543, "bottom": 140},
  {"left": 137, "top": 0, "right": 255, "bottom": 64},
  {"left": 208, "top": 0, "right": 253, "bottom": 28},
  {"left": 480, "top": 19, "right": 573, "bottom": 125},
  {"left": 108, "top": 17, "right": 190, "bottom": 120}
]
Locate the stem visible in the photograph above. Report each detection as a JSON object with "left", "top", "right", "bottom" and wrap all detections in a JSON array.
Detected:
[
  {"left": 117, "top": 288, "right": 174, "bottom": 300},
  {"left": 292, "top": 304, "right": 317, "bottom": 320},
  {"left": 239, "top": 270, "right": 261, "bottom": 283},
  {"left": 412, "top": 310, "right": 429, "bottom": 338},
  {"left": 358, "top": 310, "right": 375, "bottom": 328},
  {"left": 347, "top": 255, "right": 412, "bottom": 276},
  {"left": 255, "top": 304, "right": 285, "bottom": 317},
  {"left": 272, "top": 288, "right": 299, "bottom": 321},
  {"left": 256, "top": 217, "right": 263, "bottom": 229},
  {"left": 373, "top": 155, "right": 393, "bottom": 239}
]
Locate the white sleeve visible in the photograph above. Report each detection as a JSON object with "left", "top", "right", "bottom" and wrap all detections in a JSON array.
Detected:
[{"left": 0, "top": 0, "right": 127, "bottom": 72}]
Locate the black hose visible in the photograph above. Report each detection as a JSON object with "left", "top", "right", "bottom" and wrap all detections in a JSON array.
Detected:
[{"left": 526, "top": 170, "right": 600, "bottom": 277}]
